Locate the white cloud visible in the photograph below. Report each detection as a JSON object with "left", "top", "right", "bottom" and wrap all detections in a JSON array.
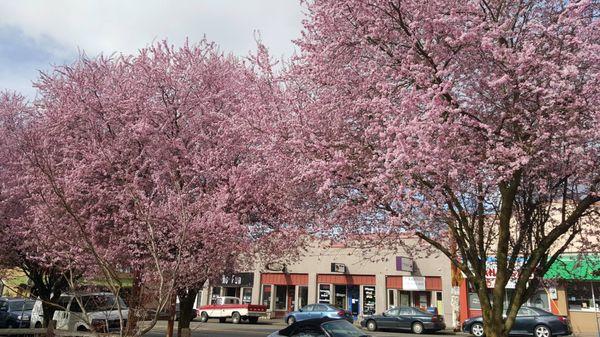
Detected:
[{"left": 0, "top": 0, "right": 304, "bottom": 59}]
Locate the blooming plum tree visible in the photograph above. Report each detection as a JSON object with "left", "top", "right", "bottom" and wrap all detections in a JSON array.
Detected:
[
  {"left": 289, "top": 1, "right": 599, "bottom": 337},
  {"left": 1, "top": 40, "right": 304, "bottom": 336}
]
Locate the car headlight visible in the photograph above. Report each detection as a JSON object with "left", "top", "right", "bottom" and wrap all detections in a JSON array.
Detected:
[{"left": 17, "top": 315, "right": 30, "bottom": 321}]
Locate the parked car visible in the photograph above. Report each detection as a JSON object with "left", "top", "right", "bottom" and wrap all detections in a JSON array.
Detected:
[
  {"left": 196, "top": 296, "right": 266, "bottom": 324},
  {"left": 462, "top": 306, "right": 571, "bottom": 337},
  {"left": 268, "top": 317, "right": 371, "bottom": 337},
  {"left": 360, "top": 306, "right": 446, "bottom": 333},
  {"left": 30, "top": 292, "right": 128, "bottom": 332},
  {"left": 0, "top": 298, "right": 35, "bottom": 328},
  {"left": 285, "top": 304, "right": 354, "bottom": 325}
]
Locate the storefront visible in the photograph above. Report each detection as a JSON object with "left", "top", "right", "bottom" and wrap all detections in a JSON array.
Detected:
[
  {"left": 209, "top": 272, "right": 254, "bottom": 304},
  {"left": 316, "top": 274, "right": 376, "bottom": 317},
  {"left": 544, "top": 253, "right": 600, "bottom": 334},
  {"left": 386, "top": 276, "right": 444, "bottom": 313},
  {"left": 260, "top": 273, "right": 309, "bottom": 317}
]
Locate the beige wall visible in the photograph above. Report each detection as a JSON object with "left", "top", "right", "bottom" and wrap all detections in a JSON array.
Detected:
[{"left": 199, "top": 240, "right": 455, "bottom": 325}]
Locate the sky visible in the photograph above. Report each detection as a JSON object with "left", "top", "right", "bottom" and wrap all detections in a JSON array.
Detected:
[{"left": 0, "top": 0, "right": 305, "bottom": 98}]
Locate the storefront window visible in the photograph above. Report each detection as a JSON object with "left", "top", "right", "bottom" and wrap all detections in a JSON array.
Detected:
[
  {"left": 388, "top": 289, "right": 396, "bottom": 309},
  {"left": 242, "top": 288, "right": 252, "bottom": 304},
  {"left": 468, "top": 289, "right": 550, "bottom": 311},
  {"left": 399, "top": 291, "right": 410, "bottom": 306},
  {"left": 298, "top": 286, "right": 308, "bottom": 309},
  {"left": 566, "top": 281, "right": 600, "bottom": 311},
  {"left": 211, "top": 287, "right": 221, "bottom": 304},
  {"left": 363, "top": 286, "right": 376, "bottom": 315},
  {"left": 275, "top": 286, "right": 287, "bottom": 310},
  {"left": 261, "top": 285, "right": 272, "bottom": 307},
  {"left": 334, "top": 285, "right": 347, "bottom": 309},
  {"left": 195, "top": 292, "right": 202, "bottom": 307},
  {"left": 528, "top": 290, "right": 550, "bottom": 310},
  {"left": 319, "top": 284, "right": 331, "bottom": 304},
  {"left": 469, "top": 293, "right": 481, "bottom": 310}
]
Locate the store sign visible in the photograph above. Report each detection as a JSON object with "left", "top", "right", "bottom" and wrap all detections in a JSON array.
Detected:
[
  {"left": 396, "top": 257, "right": 414, "bottom": 272},
  {"left": 217, "top": 272, "right": 254, "bottom": 287},
  {"left": 331, "top": 263, "right": 347, "bottom": 273},
  {"left": 485, "top": 256, "right": 528, "bottom": 289},
  {"left": 403, "top": 276, "right": 426, "bottom": 290}
]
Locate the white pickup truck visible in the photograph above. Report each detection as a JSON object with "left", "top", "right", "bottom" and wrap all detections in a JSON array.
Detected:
[{"left": 196, "top": 296, "right": 267, "bottom": 324}]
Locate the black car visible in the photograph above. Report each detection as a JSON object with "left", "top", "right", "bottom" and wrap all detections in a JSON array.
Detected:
[
  {"left": 0, "top": 298, "right": 35, "bottom": 328},
  {"left": 462, "top": 307, "right": 571, "bottom": 337},
  {"left": 360, "top": 306, "right": 446, "bottom": 333},
  {"left": 268, "top": 317, "right": 371, "bottom": 337}
]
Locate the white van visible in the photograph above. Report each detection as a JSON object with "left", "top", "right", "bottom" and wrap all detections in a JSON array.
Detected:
[{"left": 30, "top": 292, "right": 128, "bottom": 332}]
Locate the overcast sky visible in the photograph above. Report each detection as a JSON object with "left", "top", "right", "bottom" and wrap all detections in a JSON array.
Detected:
[{"left": 0, "top": 0, "right": 305, "bottom": 97}]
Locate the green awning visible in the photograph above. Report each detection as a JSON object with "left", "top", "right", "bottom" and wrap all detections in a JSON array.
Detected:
[{"left": 544, "top": 254, "right": 600, "bottom": 281}]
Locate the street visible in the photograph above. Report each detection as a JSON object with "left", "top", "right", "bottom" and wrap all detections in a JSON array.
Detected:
[{"left": 145, "top": 320, "right": 458, "bottom": 337}]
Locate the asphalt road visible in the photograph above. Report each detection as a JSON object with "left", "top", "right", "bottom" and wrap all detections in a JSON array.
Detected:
[{"left": 145, "top": 320, "right": 458, "bottom": 337}]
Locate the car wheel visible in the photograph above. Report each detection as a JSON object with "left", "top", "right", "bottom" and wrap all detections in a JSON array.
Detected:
[
  {"left": 232, "top": 312, "right": 241, "bottom": 324},
  {"left": 535, "top": 325, "right": 552, "bottom": 337},
  {"left": 366, "top": 320, "right": 377, "bottom": 331},
  {"left": 287, "top": 316, "right": 296, "bottom": 325},
  {"left": 471, "top": 322, "right": 485, "bottom": 337},
  {"left": 199, "top": 311, "right": 209, "bottom": 322},
  {"left": 412, "top": 322, "right": 425, "bottom": 334}
]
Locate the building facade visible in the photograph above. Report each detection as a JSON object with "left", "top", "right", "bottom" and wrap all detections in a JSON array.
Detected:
[{"left": 196, "top": 242, "right": 455, "bottom": 326}]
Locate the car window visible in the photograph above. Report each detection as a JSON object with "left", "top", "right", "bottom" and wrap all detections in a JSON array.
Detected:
[
  {"left": 57, "top": 296, "right": 71, "bottom": 311},
  {"left": 321, "top": 320, "right": 365, "bottom": 336},
  {"left": 412, "top": 308, "right": 432, "bottom": 315},
  {"left": 301, "top": 305, "right": 314, "bottom": 312},
  {"left": 9, "top": 300, "right": 34, "bottom": 311},
  {"left": 82, "top": 294, "right": 127, "bottom": 311},
  {"left": 399, "top": 307, "right": 413, "bottom": 315},
  {"left": 314, "top": 304, "right": 328, "bottom": 312},
  {"left": 517, "top": 308, "right": 536, "bottom": 316},
  {"left": 386, "top": 308, "right": 400, "bottom": 316}
]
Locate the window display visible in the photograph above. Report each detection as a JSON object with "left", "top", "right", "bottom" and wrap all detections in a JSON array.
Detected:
[
  {"left": 566, "top": 281, "right": 600, "bottom": 311},
  {"left": 319, "top": 284, "right": 331, "bottom": 304},
  {"left": 363, "top": 286, "right": 376, "bottom": 315},
  {"left": 261, "top": 285, "right": 271, "bottom": 307}
]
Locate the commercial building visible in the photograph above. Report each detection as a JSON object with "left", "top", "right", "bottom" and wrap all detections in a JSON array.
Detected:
[
  {"left": 458, "top": 253, "right": 600, "bottom": 335},
  {"left": 196, "top": 241, "right": 456, "bottom": 326}
]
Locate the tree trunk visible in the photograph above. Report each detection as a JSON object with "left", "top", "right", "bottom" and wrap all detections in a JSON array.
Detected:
[
  {"left": 177, "top": 289, "right": 198, "bottom": 337},
  {"left": 166, "top": 294, "right": 176, "bottom": 337},
  {"left": 125, "top": 269, "right": 143, "bottom": 336}
]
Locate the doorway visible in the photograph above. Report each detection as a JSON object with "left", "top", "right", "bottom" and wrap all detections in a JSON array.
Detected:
[{"left": 348, "top": 286, "right": 360, "bottom": 317}]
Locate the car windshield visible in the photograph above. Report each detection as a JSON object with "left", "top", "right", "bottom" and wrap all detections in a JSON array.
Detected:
[
  {"left": 321, "top": 320, "right": 368, "bottom": 337},
  {"left": 9, "top": 300, "right": 34, "bottom": 311},
  {"left": 81, "top": 295, "right": 127, "bottom": 311}
]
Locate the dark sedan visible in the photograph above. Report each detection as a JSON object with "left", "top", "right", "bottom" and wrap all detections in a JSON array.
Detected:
[
  {"left": 360, "top": 306, "right": 446, "bottom": 333},
  {"left": 462, "top": 307, "right": 571, "bottom": 337},
  {"left": 268, "top": 317, "right": 371, "bottom": 337},
  {"left": 0, "top": 298, "right": 35, "bottom": 328}
]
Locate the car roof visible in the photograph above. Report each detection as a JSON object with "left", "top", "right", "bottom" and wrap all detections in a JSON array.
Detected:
[{"left": 277, "top": 317, "right": 337, "bottom": 336}]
